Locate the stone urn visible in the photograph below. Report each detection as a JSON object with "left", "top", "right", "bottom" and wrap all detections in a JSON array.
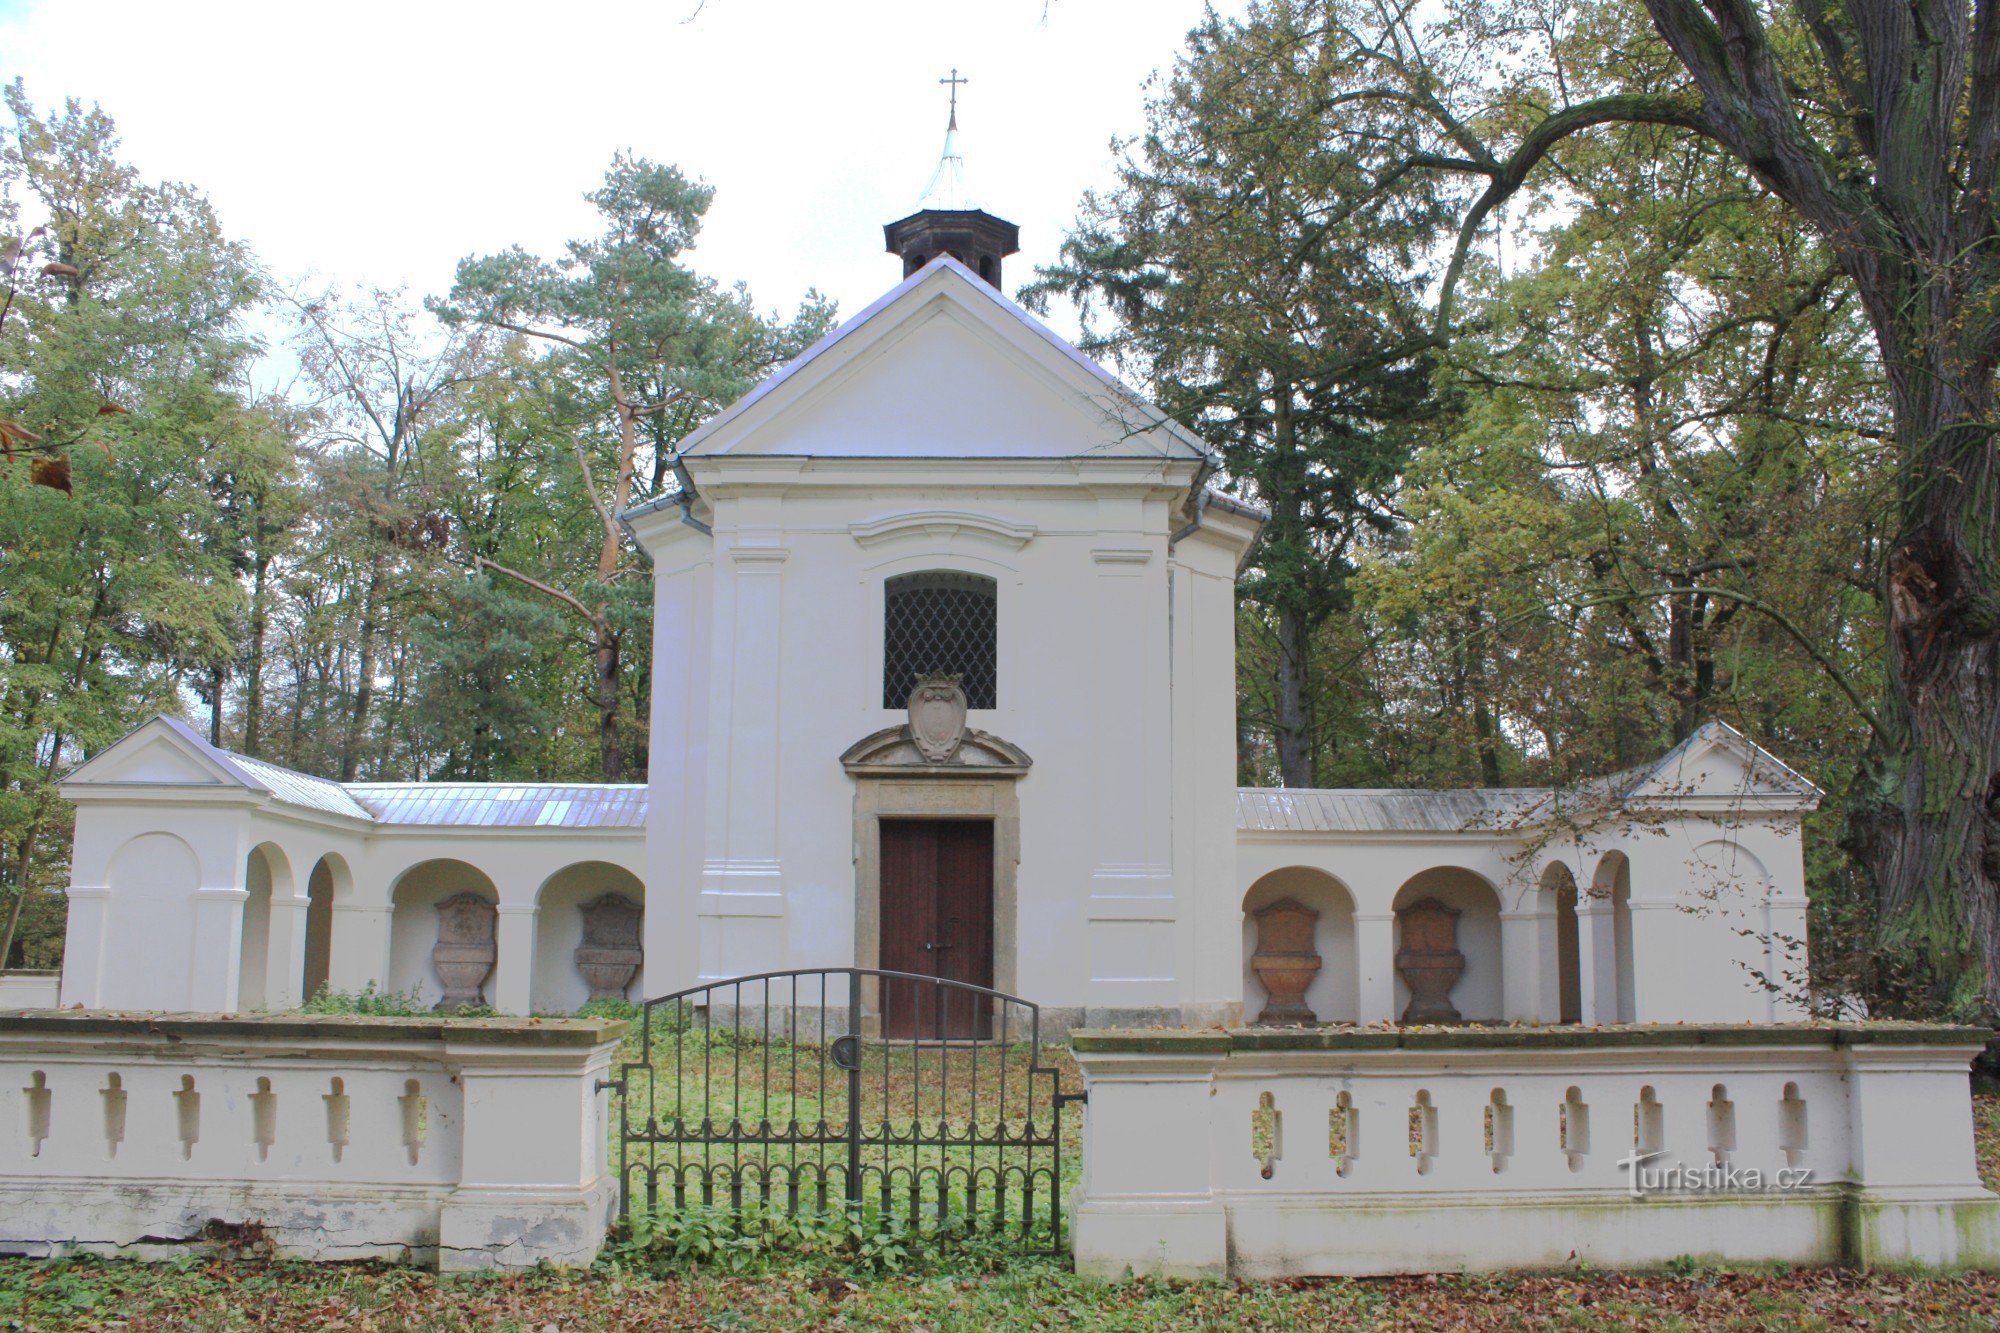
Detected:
[
  {"left": 1395, "top": 896, "right": 1465, "bottom": 1023},
  {"left": 575, "top": 893, "right": 643, "bottom": 1002},
  {"left": 1250, "top": 897, "right": 1321, "bottom": 1025},
  {"left": 431, "top": 892, "right": 497, "bottom": 1010}
]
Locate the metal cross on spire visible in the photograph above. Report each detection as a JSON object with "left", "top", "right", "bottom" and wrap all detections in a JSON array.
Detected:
[{"left": 940, "top": 68, "right": 968, "bottom": 128}]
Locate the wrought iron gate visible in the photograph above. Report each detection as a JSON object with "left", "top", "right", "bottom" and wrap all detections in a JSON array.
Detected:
[{"left": 611, "top": 968, "right": 1081, "bottom": 1253}]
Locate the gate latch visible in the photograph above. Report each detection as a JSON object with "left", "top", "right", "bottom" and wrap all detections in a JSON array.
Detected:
[{"left": 830, "top": 1035, "right": 861, "bottom": 1071}]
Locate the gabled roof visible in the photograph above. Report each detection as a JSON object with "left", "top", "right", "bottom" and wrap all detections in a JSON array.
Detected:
[
  {"left": 633, "top": 255, "right": 1212, "bottom": 486},
  {"left": 61, "top": 716, "right": 376, "bottom": 821},
  {"left": 1596, "top": 720, "right": 1823, "bottom": 808},
  {"left": 1236, "top": 721, "right": 1819, "bottom": 835},
  {"left": 61, "top": 716, "right": 645, "bottom": 829}
]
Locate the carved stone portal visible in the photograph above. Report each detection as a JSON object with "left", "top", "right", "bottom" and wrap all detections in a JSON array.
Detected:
[
  {"left": 431, "top": 892, "right": 496, "bottom": 1010},
  {"left": 575, "top": 893, "right": 643, "bottom": 1002},
  {"left": 907, "top": 673, "right": 968, "bottom": 763},
  {"left": 1250, "top": 897, "right": 1321, "bottom": 1025},
  {"left": 1396, "top": 897, "right": 1465, "bottom": 1023}
]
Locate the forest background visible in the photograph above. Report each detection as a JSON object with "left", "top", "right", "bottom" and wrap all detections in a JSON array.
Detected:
[{"left": 3, "top": 0, "right": 1992, "bottom": 1019}]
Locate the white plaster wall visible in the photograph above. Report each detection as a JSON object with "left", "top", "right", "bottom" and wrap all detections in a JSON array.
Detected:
[
  {"left": 0, "top": 1018, "right": 622, "bottom": 1270},
  {"left": 1236, "top": 815, "right": 1813, "bottom": 1027},
  {"left": 238, "top": 846, "right": 276, "bottom": 1011},
  {"left": 1071, "top": 1032, "right": 2000, "bottom": 1278},
  {"left": 387, "top": 861, "right": 498, "bottom": 1007},
  {"left": 101, "top": 831, "right": 206, "bottom": 1010},
  {"left": 1176, "top": 522, "right": 1259, "bottom": 1024},
  {"left": 635, "top": 458, "right": 1231, "bottom": 1016},
  {"left": 1241, "top": 868, "right": 1359, "bottom": 1024},
  {"left": 0, "top": 974, "right": 60, "bottom": 1008},
  {"left": 1391, "top": 868, "right": 1504, "bottom": 1023},
  {"left": 532, "top": 865, "right": 644, "bottom": 1014}
]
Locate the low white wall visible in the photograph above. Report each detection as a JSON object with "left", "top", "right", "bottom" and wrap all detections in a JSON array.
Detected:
[
  {"left": 1070, "top": 1025, "right": 2000, "bottom": 1279},
  {"left": 0, "top": 973, "right": 60, "bottom": 1009},
  {"left": 0, "top": 1012, "right": 626, "bottom": 1271}
]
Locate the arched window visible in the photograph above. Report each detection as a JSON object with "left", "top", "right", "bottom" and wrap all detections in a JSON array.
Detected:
[{"left": 882, "top": 571, "right": 997, "bottom": 708}]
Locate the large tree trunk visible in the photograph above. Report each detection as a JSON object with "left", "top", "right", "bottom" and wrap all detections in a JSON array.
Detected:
[
  {"left": 1850, "top": 360, "right": 2000, "bottom": 1005},
  {"left": 0, "top": 833, "right": 32, "bottom": 973},
  {"left": 242, "top": 543, "right": 272, "bottom": 758},
  {"left": 1268, "top": 383, "right": 1314, "bottom": 788},
  {"left": 1633, "top": 0, "right": 2000, "bottom": 1005},
  {"left": 1275, "top": 605, "right": 1313, "bottom": 788},
  {"left": 340, "top": 556, "right": 386, "bottom": 781},
  {"left": 596, "top": 628, "right": 624, "bottom": 783}
]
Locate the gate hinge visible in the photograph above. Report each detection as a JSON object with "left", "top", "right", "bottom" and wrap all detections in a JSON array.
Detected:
[
  {"left": 1055, "top": 1090, "right": 1089, "bottom": 1108},
  {"left": 595, "top": 1077, "right": 626, "bottom": 1095}
]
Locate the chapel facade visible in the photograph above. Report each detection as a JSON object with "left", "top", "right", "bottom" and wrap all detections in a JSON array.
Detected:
[{"left": 40, "top": 119, "right": 1820, "bottom": 1032}]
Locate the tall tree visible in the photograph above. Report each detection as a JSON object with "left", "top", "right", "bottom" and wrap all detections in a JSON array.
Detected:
[
  {"left": 0, "top": 83, "right": 273, "bottom": 968},
  {"left": 287, "top": 288, "right": 488, "bottom": 779},
  {"left": 1198, "top": 0, "right": 2000, "bottom": 1007},
  {"left": 436, "top": 155, "right": 832, "bottom": 780},
  {"left": 1029, "top": 7, "right": 1446, "bottom": 786}
]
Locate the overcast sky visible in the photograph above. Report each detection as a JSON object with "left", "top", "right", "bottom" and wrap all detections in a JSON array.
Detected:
[{"left": 1, "top": 0, "right": 1229, "bottom": 350}]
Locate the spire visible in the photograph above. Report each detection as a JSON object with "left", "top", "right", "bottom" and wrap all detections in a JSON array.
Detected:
[
  {"left": 883, "top": 68, "right": 1019, "bottom": 289},
  {"left": 917, "top": 68, "right": 973, "bottom": 211}
]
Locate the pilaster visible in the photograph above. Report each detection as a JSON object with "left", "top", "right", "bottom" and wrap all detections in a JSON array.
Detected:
[{"left": 1355, "top": 911, "right": 1397, "bottom": 1024}]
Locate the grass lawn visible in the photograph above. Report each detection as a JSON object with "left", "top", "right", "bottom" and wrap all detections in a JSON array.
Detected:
[{"left": 1, "top": 1070, "right": 1996, "bottom": 1329}]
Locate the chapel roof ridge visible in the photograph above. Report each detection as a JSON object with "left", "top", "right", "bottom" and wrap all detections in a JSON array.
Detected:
[{"left": 623, "top": 253, "right": 1217, "bottom": 492}]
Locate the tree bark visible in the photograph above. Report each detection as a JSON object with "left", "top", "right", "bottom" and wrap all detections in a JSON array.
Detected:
[
  {"left": 339, "top": 555, "right": 386, "bottom": 781},
  {"left": 242, "top": 545, "right": 271, "bottom": 757},
  {"left": 1276, "top": 605, "right": 1312, "bottom": 788},
  {"left": 1849, "top": 356, "right": 2000, "bottom": 1003},
  {"left": 0, "top": 833, "right": 32, "bottom": 972},
  {"left": 597, "top": 631, "right": 624, "bottom": 782},
  {"left": 1267, "top": 384, "right": 1315, "bottom": 788},
  {"left": 1636, "top": 0, "right": 2000, "bottom": 1003}
]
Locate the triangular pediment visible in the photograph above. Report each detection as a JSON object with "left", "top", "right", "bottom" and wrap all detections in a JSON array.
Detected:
[
  {"left": 674, "top": 256, "right": 1210, "bottom": 464},
  {"left": 1619, "top": 721, "right": 1821, "bottom": 809},
  {"left": 60, "top": 715, "right": 262, "bottom": 791}
]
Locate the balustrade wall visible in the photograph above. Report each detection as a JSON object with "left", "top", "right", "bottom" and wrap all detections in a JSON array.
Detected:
[
  {"left": 1070, "top": 1025, "right": 2000, "bottom": 1278},
  {"left": 0, "top": 1012, "right": 625, "bottom": 1270}
]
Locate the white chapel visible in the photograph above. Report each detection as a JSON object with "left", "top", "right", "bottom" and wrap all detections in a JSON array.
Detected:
[{"left": 43, "top": 117, "right": 1821, "bottom": 1033}]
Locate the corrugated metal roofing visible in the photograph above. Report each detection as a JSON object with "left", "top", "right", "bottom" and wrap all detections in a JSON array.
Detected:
[
  {"left": 342, "top": 783, "right": 648, "bottom": 829},
  {"left": 230, "top": 753, "right": 378, "bottom": 821},
  {"left": 1236, "top": 787, "right": 1550, "bottom": 835}
]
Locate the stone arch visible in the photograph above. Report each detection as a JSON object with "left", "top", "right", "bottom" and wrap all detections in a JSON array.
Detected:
[
  {"left": 1241, "top": 867, "right": 1359, "bottom": 1024},
  {"left": 1392, "top": 867, "right": 1504, "bottom": 1022},
  {"left": 302, "top": 853, "right": 351, "bottom": 1002},
  {"left": 1540, "top": 861, "right": 1582, "bottom": 1024},
  {"left": 532, "top": 862, "right": 646, "bottom": 1014},
  {"left": 1687, "top": 838, "right": 1772, "bottom": 906},
  {"left": 238, "top": 842, "right": 295, "bottom": 1012},
  {"left": 387, "top": 859, "right": 499, "bottom": 1008},
  {"left": 1589, "top": 851, "right": 1636, "bottom": 1024}
]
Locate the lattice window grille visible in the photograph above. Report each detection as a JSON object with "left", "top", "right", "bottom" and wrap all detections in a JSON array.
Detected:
[{"left": 882, "top": 571, "right": 998, "bottom": 709}]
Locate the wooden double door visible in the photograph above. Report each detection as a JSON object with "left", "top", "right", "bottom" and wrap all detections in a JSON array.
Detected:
[{"left": 879, "top": 818, "right": 995, "bottom": 1039}]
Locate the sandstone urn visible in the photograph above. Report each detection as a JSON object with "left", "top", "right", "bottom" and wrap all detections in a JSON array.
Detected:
[
  {"left": 575, "top": 893, "right": 643, "bottom": 1002},
  {"left": 1250, "top": 897, "right": 1322, "bottom": 1025},
  {"left": 1395, "top": 896, "right": 1465, "bottom": 1023},
  {"left": 431, "top": 891, "right": 497, "bottom": 1010}
]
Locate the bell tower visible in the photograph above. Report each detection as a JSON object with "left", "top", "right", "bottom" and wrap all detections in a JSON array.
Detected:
[{"left": 883, "top": 68, "right": 1019, "bottom": 288}]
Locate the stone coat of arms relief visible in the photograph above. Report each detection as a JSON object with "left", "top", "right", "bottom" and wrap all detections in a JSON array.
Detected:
[{"left": 908, "top": 673, "right": 969, "bottom": 762}]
